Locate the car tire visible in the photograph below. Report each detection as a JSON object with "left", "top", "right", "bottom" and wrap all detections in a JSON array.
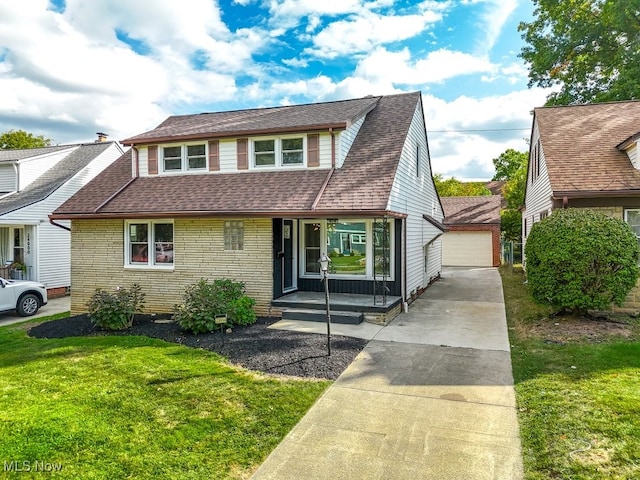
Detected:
[{"left": 17, "top": 293, "right": 40, "bottom": 317}]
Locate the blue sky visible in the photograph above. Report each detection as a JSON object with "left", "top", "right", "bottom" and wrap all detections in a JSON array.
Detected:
[{"left": 0, "top": 0, "right": 552, "bottom": 180}]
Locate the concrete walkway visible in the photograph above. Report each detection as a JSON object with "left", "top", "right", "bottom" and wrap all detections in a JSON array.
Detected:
[{"left": 253, "top": 267, "right": 523, "bottom": 480}]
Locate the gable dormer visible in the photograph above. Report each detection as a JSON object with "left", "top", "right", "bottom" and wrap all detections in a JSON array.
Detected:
[{"left": 617, "top": 131, "right": 640, "bottom": 170}]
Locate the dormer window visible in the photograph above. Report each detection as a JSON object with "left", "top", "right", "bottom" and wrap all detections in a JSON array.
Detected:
[
  {"left": 253, "top": 137, "right": 305, "bottom": 167},
  {"left": 161, "top": 143, "right": 207, "bottom": 172}
]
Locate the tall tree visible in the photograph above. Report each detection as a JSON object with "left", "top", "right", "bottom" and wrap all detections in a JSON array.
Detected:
[
  {"left": 492, "top": 149, "right": 528, "bottom": 242},
  {"left": 0, "top": 129, "right": 52, "bottom": 149},
  {"left": 433, "top": 174, "right": 491, "bottom": 197},
  {"left": 519, "top": 0, "right": 640, "bottom": 105}
]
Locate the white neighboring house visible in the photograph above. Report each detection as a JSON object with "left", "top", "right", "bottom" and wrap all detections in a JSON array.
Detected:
[{"left": 0, "top": 140, "right": 125, "bottom": 295}]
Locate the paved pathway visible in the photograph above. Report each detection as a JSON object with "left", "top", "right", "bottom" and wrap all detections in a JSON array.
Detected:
[{"left": 253, "top": 267, "right": 523, "bottom": 479}]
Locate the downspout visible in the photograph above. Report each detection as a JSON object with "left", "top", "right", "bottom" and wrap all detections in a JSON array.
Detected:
[
  {"left": 49, "top": 218, "right": 71, "bottom": 232},
  {"left": 133, "top": 145, "right": 140, "bottom": 177},
  {"left": 93, "top": 177, "right": 137, "bottom": 213},
  {"left": 330, "top": 127, "right": 336, "bottom": 168}
]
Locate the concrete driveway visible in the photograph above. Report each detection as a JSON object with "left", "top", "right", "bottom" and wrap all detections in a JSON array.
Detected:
[
  {"left": 0, "top": 296, "right": 70, "bottom": 328},
  {"left": 253, "top": 267, "right": 523, "bottom": 480}
]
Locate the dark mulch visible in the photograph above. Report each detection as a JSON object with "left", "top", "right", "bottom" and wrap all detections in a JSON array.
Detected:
[{"left": 28, "top": 315, "right": 367, "bottom": 380}]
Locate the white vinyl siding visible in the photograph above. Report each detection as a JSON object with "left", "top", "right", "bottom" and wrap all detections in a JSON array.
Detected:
[
  {"left": 442, "top": 232, "right": 493, "bottom": 266},
  {"left": 523, "top": 121, "right": 553, "bottom": 246},
  {"left": 18, "top": 147, "right": 77, "bottom": 190},
  {"left": 337, "top": 115, "right": 365, "bottom": 168},
  {"left": 0, "top": 164, "right": 16, "bottom": 192},
  {"left": 0, "top": 143, "right": 123, "bottom": 289},
  {"left": 387, "top": 100, "right": 444, "bottom": 297},
  {"left": 628, "top": 144, "right": 638, "bottom": 169}
]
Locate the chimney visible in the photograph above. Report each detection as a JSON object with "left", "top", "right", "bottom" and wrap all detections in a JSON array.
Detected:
[{"left": 96, "top": 132, "right": 108, "bottom": 142}]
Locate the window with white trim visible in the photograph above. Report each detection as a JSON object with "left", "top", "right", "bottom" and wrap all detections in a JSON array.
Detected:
[
  {"left": 625, "top": 209, "right": 640, "bottom": 247},
  {"left": 252, "top": 137, "right": 305, "bottom": 167},
  {"left": 126, "top": 221, "right": 174, "bottom": 267},
  {"left": 161, "top": 143, "right": 207, "bottom": 172},
  {"left": 224, "top": 221, "right": 244, "bottom": 250}
]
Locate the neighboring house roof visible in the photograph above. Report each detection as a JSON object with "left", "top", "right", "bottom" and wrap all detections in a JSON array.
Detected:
[
  {"left": 534, "top": 100, "right": 640, "bottom": 196},
  {"left": 0, "top": 142, "right": 118, "bottom": 216},
  {"left": 441, "top": 196, "right": 501, "bottom": 225},
  {"left": 0, "top": 145, "right": 73, "bottom": 162},
  {"left": 485, "top": 180, "right": 505, "bottom": 196},
  {"left": 122, "top": 96, "right": 381, "bottom": 145},
  {"left": 53, "top": 92, "right": 423, "bottom": 219}
]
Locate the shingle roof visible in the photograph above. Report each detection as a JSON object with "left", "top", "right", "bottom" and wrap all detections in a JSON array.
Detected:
[
  {"left": 441, "top": 196, "right": 501, "bottom": 225},
  {"left": 54, "top": 92, "right": 422, "bottom": 218},
  {"left": 0, "top": 145, "right": 74, "bottom": 162},
  {"left": 535, "top": 100, "right": 640, "bottom": 195},
  {"left": 0, "top": 142, "right": 117, "bottom": 216},
  {"left": 122, "top": 96, "right": 381, "bottom": 144}
]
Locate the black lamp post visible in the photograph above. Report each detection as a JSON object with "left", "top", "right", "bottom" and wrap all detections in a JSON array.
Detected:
[{"left": 318, "top": 252, "right": 331, "bottom": 356}]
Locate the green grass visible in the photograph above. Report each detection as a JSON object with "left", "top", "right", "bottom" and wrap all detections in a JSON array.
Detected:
[
  {"left": 500, "top": 267, "right": 640, "bottom": 480},
  {"left": 0, "top": 319, "right": 329, "bottom": 479}
]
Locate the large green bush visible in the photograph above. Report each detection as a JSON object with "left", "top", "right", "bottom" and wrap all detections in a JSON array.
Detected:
[
  {"left": 174, "top": 278, "right": 256, "bottom": 333},
  {"left": 87, "top": 284, "right": 146, "bottom": 330},
  {"left": 524, "top": 209, "right": 640, "bottom": 313}
]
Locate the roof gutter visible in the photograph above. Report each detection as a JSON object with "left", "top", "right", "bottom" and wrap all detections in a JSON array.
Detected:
[
  {"left": 50, "top": 209, "right": 408, "bottom": 221},
  {"left": 552, "top": 189, "right": 640, "bottom": 199},
  {"left": 49, "top": 218, "right": 71, "bottom": 232}
]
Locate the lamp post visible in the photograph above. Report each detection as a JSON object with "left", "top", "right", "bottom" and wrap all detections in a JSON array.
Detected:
[{"left": 318, "top": 252, "right": 331, "bottom": 356}]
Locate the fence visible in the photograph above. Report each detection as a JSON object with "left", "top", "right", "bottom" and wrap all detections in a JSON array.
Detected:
[{"left": 501, "top": 241, "right": 522, "bottom": 266}]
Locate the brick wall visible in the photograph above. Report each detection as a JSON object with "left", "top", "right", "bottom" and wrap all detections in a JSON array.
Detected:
[
  {"left": 70, "top": 218, "right": 273, "bottom": 316},
  {"left": 445, "top": 224, "right": 501, "bottom": 267}
]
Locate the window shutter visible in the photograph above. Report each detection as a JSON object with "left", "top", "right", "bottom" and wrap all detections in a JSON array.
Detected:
[
  {"left": 307, "top": 134, "right": 319, "bottom": 167},
  {"left": 209, "top": 140, "right": 220, "bottom": 171},
  {"left": 237, "top": 138, "right": 248, "bottom": 170},
  {"left": 148, "top": 146, "right": 158, "bottom": 175}
]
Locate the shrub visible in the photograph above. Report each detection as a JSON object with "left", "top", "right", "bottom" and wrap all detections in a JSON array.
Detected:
[
  {"left": 524, "top": 209, "right": 640, "bottom": 314},
  {"left": 87, "top": 284, "right": 146, "bottom": 330},
  {"left": 174, "top": 278, "right": 256, "bottom": 333}
]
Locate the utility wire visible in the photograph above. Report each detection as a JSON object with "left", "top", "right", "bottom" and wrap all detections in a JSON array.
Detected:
[{"left": 428, "top": 127, "right": 530, "bottom": 133}]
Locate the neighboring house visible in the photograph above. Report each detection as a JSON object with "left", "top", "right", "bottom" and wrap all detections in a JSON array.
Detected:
[
  {"left": 441, "top": 196, "right": 501, "bottom": 267},
  {"left": 51, "top": 92, "right": 445, "bottom": 321},
  {"left": 523, "top": 100, "right": 640, "bottom": 310},
  {"left": 0, "top": 140, "right": 125, "bottom": 296}
]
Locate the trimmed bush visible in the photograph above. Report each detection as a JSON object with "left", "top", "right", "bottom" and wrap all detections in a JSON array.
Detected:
[
  {"left": 174, "top": 278, "right": 256, "bottom": 333},
  {"left": 87, "top": 284, "right": 146, "bottom": 330},
  {"left": 524, "top": 209, "right": 640, "bottom": 314}
]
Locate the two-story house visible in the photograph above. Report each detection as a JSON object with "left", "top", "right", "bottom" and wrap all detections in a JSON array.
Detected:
[
  {"left": 523, "top": 100, "right": 640, "bottom": 310},
  {"left": 51, "top": 92, "right": 445, "bottom": 322},
  {"left": 0, "top": 139, "right": 124, "bottom": 296}
]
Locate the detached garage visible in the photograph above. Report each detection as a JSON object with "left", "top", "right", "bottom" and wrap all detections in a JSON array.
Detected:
[{"left": 441, "top": 196, "right": 501, "bottom": 267}]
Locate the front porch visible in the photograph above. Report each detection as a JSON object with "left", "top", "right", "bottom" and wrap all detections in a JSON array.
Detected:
[{"left": 272, "top": 291, "right": 403, "bottom": 326}]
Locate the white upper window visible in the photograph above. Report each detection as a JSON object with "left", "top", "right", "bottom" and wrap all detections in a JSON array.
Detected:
[
  {"left": 161, "top": 144, "right": 207, "bottom": 172},
  {"left": 252, "top": 137, "right": 305, "bottom": 168}
]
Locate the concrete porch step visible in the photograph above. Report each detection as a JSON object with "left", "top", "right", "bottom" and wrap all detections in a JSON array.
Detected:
[{"left": 281, "top": 308, "right": 364, "bottom": 325}]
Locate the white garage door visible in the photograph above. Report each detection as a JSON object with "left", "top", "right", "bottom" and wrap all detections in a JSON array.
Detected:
[{"left": 442, "top": 231, "right": 493, "bottom": 266}]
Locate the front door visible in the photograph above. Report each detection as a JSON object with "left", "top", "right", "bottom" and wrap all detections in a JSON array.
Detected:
[{"left": 282, "top": 219, "right": 296, "bottom": 292}]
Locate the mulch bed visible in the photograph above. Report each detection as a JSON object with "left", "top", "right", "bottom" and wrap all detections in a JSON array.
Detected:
[{"left": 28, "top": 315, "right": 367, "bottom": 380}]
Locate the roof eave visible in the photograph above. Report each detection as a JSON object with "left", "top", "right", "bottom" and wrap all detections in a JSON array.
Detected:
[
  {"left": 552, "top": 189, "right": 640, "bottom": 199},
  {"left": 122, "top": 123, "right": 348, "bottom": 146}
]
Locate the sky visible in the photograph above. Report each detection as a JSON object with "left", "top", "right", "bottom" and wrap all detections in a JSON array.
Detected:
[{"left": 0, "top": 0, "right": 553, "bottom": 180}]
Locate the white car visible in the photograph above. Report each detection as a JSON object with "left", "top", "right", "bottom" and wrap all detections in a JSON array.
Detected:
[{"left": 0, "top": 277, "right": 48, "bottom": 316}]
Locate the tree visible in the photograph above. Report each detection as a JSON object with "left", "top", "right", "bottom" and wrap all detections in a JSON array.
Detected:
[
  {"left": 524, "top": 209, "right": 640, "bottom": 314},
  {"left": 0, "top": 129, "right": 52, "bottom": 149},
  {"left": 492, "top": 149, "right": 528, "bottom": 241},
  {"left": 519, "top": 0, "right": 640, "bottom": 105},
  {"left": 433, "top": 174, "right": 491, "bottom": 197}
]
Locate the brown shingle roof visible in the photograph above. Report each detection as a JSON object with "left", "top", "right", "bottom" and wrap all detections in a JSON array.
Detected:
[
  {"left": 535, "top": 100, "right": 640, "bottom": 195},
  {"left": 122, "top": 96, "right": 380, "bottom": 144},
  {"left": 441, "top": 196, "right": 501, "bottom": 225},
  {"left": 53, "top": 92, "right": 423, "bottom": 218}
]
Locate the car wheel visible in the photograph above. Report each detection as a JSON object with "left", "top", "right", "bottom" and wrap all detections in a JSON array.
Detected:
[{"left": 17, "top": 293, "right": 40, "bottom": 317}]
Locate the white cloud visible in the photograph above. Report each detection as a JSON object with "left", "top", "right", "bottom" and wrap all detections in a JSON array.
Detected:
[
  {"left": 475, "top": 0, "right": 518, "bottom": 53},
  {"left": 306, "top": 10, "right": 442, "bottom": 59}
]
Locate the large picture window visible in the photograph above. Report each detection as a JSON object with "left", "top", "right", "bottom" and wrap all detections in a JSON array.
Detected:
[
  {"left": 253, "top": 137, "right": 305, "bottom": 167},
  {"left": 126, "top": 221, "right": 174, "bottom": 267},
  {"left": 301, "top": 219, "right": 393, "bottom": 279}
]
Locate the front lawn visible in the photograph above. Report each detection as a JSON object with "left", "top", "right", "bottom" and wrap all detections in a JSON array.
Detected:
[
  {"left": 500, "top": 267, "right": 640, "bottom": 480},
  {"left": 0, "top": 320, "right": 329, "bottom": 479}
]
